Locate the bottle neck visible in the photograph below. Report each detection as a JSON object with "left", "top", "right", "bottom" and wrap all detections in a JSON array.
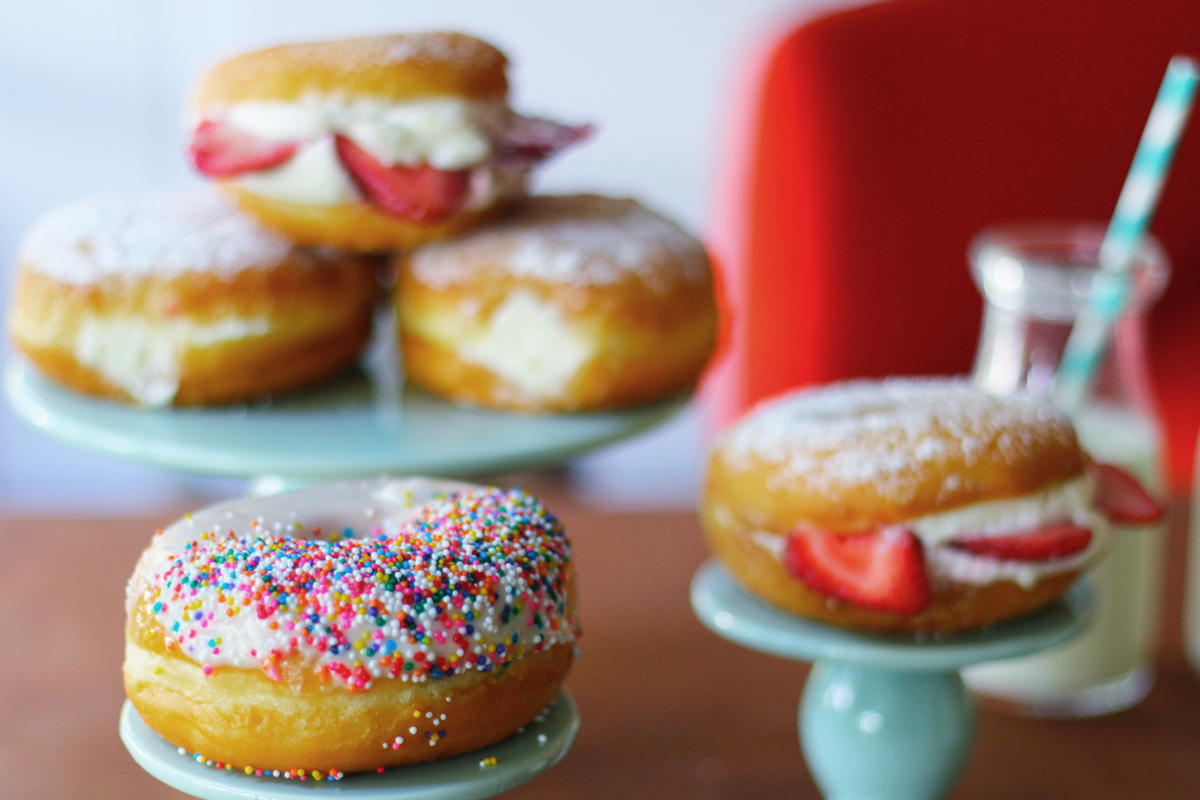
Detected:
[
  {"left": 972, "top": 306, "right": 1067, "bottom": 399},
  {"left": 972, "top": 301, "right": 1160, "bottom": 420},
  {"left": 973, "top": 302, "right": 1163, "bottom": 488},
  {"left": 968, "top": 222, "right": 1167, "bottom": 487}
]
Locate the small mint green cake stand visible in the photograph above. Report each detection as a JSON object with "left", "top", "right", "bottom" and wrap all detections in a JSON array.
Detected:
[
  {"left": 691, "top": 561, "right": 1093, "bottom": 800},
  {"left": 5, "top": 360, "right": 686, "bottom": 491},
  {"left": 119, "top": 692, "right": 579, "bottom": 800}
]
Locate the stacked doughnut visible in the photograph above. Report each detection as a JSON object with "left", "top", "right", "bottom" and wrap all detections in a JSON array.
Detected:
[
  {"left": 701, "top": 378, "right": 1151, "bottom": 634},
  {"left": 10, "top": 31, "right": 714, "bottom": 411},
  {"left": 396, "top": 194, "right": 716, "bottom": 411},
  {"left": 9, "top": 194, "right": 376, "bottom": 406},
  {"left": 186, "top": 32, "right": 591, "bottom": 253},
  {"left": 125, "top": 478, "right": 577, "bottom": 776}
]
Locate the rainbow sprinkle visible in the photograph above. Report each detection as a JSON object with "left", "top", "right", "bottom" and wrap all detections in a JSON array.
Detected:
[
  {"left": 176, "top": 745, "right": 345, "bottom": 781},
  {"left": 146, "top": 488, "right": 573, "bottom": 689}
]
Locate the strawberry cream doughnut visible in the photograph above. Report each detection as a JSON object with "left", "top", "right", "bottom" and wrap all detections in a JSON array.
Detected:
[
  {"left": 124, "top": 478, "right": 577, "bottom": 778},
  {"left": 9, "top": 194, "right": 376, "bottom": 406},
  {"left": 701, "top": 378, "right": 1138, "bottom": 634},
  {"left": 395, "top": 195, "right": 717, "bottom": 412},
  {"left": 188, "top": 32, "right": 592, "bottom": 252}
]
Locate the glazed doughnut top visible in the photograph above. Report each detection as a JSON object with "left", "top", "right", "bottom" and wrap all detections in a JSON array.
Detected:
[
  {"left": 20, "top": 194, "right": 292, "bottom": 286},
  {"left": 713, "top": 378, "right": 1085, "bottom": 527},
  {"left": 128, "top": 478, "right": 575, "bottom": 689},
  {"left": 408, "top": 195, "right": 711, "bottom": 295}
]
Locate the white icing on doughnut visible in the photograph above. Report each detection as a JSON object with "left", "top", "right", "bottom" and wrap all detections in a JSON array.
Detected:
[
  {"left": 130, "top": 478, "right": 478, "bottom": 590},
  {"left": 719, "top": 378, "right": 1076, "bottom": 503},
  {"left": 128, "top": 478, "right": 576, "bottom": 690},
  {"left": 19, "top": 194, "right": 293, "bottom": 286},
  {"left": 408, "top": 195, "right": 711, "bottom": 294}
]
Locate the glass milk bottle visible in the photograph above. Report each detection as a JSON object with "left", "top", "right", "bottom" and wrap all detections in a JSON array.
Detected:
[
  {"left": 1186, "top": 439, "right": 1200, "bottom": 675},
  {"left": 963, "top": 222, "right": 1169, "bottom": 717}
]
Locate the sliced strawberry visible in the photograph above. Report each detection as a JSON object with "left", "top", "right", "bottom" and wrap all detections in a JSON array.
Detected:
[
  {"left": 333, "top": 135, "right": 470, "bottom": 222},
  {"left": 783, "top": 527, "right": 929, "bottom": 616},
  {"left": 950, "top": 522, "right": 1092, "bottom": 561},
  {"left": 189, "top": 120, "right": 298, "bottom": 177},
  {"left": 1092, "top": 462, "right": 1165, "bottom": 524},
  {"left": 492, "top": 114, "right": 595, "bottom": 163}
]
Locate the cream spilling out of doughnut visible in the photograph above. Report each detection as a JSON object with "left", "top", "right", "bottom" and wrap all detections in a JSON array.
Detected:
[
  {"left": 396, "top": 194, "right": 717, "bottom": 412},
  {"left": 188, "top": 32, "right": 592, "bottom": 252},
  {"left": 8, "top": 193, "right": 376, "bottom": 406},
  {"left": 124, "top": 477, "right": 577, "bottom": 777},
  {"left": 701, "top": 378, "right": 1162, "bottom": 633}
]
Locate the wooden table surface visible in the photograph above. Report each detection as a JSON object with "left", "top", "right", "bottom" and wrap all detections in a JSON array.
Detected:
[{"left": 1, "top": 472, "right": 1197, "bottom": 799}]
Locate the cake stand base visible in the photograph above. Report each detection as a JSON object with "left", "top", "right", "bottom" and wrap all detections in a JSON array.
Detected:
[
  {"left": 690, "top": 561, "right": 1093, "bottom": 800},
  {"left": 119, "top": 692, "right": 579, "bottom": 800}
]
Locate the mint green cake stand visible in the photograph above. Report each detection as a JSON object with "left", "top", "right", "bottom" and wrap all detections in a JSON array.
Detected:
[
  {"left": 690, "top": 561, "right": 1093, "bottom": 800},
  {"left": 5, "top": 360, "right": 686, "bottom": 491},
  {"left": 119, "top": 692, "right": 578, "bottom": 800}
]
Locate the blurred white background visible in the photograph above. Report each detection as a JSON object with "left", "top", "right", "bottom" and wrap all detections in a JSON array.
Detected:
[{"left": 0, "top": 0, "right": 860, "bottom": 514}]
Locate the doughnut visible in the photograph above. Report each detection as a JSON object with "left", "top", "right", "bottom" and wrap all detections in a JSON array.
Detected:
[
  {"left": 701, "top": 378, "right": 1113, "bottom": 633},
  {"left": 188, "top": 33, "right": 592, "bottom": 252},
  {"left": 395, "top": 194, "right": 717, "bottom": 412},
  {"left": 8, "top": 194, "right": 377, "bottom": 407},
  {"left": 124, "top": 478, "right": 577, "bottom": 777}
]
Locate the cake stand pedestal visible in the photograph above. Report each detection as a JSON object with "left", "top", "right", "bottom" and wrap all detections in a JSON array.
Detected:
[
  {"left": 690, "top": 561, "right": 1093, "bottom": 800},
  {"left": 5, "top": 359, "right": 686, "bottom": 491},
  {"left": 120, "top": 692, "right": 579, "bottom": 800}
]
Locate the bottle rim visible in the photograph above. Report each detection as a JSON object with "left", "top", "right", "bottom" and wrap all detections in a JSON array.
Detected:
[{"left": 969, "top": 222, "right": 1170, "bottom": 319}]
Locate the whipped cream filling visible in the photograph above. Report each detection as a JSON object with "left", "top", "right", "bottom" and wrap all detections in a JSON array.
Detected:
[
  {"left": 204, "top": 96, "right": 526, "bottom": 209},
  {"left": 909, "top": 474, "right": 1096, "bottom": 546},
  {"left": 224, "top": 97, "right": 499, "bottom": 170},
  {"left": 925, "top": 535, "right": 1102, "bottom": 589},
  {"left": 454, "top": 291, "right": 596, "bottom": 401},
  {"left": 74, "top": 314, "right": 271, "bottom": 406},
  {"left": 233, "top": 136, "right": 360, "bottom": 206},
  {"left": 746, "top": 475, "right": 1107, "bottom": 588}
]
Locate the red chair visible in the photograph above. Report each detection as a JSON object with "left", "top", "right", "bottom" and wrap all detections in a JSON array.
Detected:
[{"left": 706, "top": 0, "right": 1200, "bottom": 489}]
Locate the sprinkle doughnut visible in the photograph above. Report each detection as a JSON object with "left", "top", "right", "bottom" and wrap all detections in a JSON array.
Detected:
[
  {"left": 702, "top": 378, "right": 1110, "bottom": 633},
  {"left": 188, "top": 33, "right": 592, "bottom": 252},
  {"left": 8, "top": 193, "right": 376, "bottom": 406},
  {"left": 124, "top": 478, "right": 577, "bottom": 776},
  {"left": 395, "top": 194, "right": 717, "bottom": 411}
]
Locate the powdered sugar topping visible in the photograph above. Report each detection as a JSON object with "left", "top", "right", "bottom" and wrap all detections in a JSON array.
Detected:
[
  {"left": 719, "top": 378, "right": 1076, "bottom": 503},
  {"left": 409, "top": 195, "right": 710, "bottom": 294},
  {"left": 20, "top": 194, "right": 294, "bottom": 285},
  {"left": 274, "top": 32, "right": 505, "bottom": 78}
]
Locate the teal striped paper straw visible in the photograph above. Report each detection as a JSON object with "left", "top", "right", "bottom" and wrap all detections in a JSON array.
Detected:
[{"left": 1054, "top": 55, "right": 1199, "bottom": 411}]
